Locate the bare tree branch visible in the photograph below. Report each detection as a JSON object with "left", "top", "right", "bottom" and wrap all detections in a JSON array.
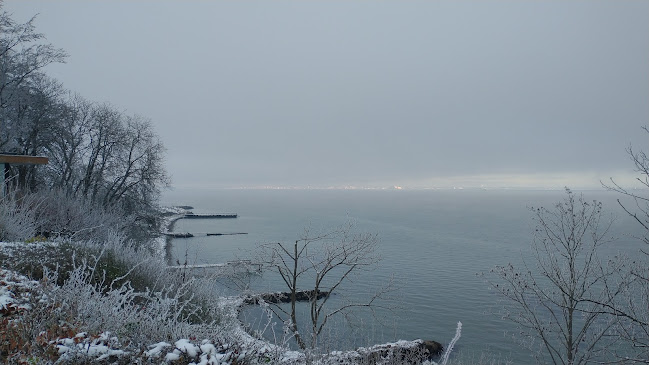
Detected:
[
  {"left": 256, "top": 222, "right": 391, "bottom": 352},
  {"left": 486, "top": 189, "right": 624, "bottom": 365}
]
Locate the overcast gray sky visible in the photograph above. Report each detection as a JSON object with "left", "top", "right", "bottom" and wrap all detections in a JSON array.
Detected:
[{"left": 5, "top": 0, "right": 648, "bottom": 189}]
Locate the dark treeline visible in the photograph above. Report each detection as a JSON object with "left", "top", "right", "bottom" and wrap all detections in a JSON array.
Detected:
[{"left": 0, "top": 9, "right": 169, "bottom": 222}]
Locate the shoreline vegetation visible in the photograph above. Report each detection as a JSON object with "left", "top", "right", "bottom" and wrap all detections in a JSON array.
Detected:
[{"left": 0, "top": 198, "right": 450, "bottom": 364}]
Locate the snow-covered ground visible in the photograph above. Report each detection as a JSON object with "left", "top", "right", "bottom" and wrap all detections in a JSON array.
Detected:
[{"left": 0, "top": 268, "right": 41, "bottom": 315}]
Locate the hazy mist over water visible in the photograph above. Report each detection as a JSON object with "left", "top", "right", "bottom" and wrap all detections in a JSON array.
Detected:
[
  {"left": 5, "top": 1, "right": 649, "bottom": 190},
  {"left": 163, "top": 188, "right": 645, "bottom": 363}
]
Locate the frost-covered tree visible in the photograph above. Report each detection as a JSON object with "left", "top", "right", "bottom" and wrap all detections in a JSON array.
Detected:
[
  {"left": 47, "top": 99, "right": 169, "bottom": 214},
  {"left": 0, "top": 8, "right": 169, "bottom": 223},
  {"left": 0, "top": 7, "right": 66, "bottom": 154},
  {"left": 0, "top": 6, "right": 68, "bottom": 190},
  {"left": 1, "top": 74, "right": 67, "bottom": 190},
  {"left": 0, "top": 9, "right": 67, "bottom": 111}
]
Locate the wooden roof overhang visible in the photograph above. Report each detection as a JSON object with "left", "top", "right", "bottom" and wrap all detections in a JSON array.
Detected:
[
  {"left": 1, "top": 154, "right": 49, "bottom": 195},
  {"left": 0, "top": 154, "right": 49, "bottom": 165}
]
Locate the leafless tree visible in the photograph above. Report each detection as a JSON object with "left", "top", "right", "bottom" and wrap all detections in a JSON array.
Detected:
[
  {"left": 257, "top": 222, "right": 392, "bottom": 352},
  {"left": 0, "top": 7, "right": 169, "bottom": 240},
  {"left": 0, "top": 8, "right": 66, "bottom": 145},
  {"left": 44, "top": 99, "right": 170, "bottom": 218},
  {"left": 488, "top": 189, "right": 624, "bottom": 365},
  {"left": 47, "top": 93, "right": 93, "bottom": 191},
  {"left": 603, "top": 126, "right": 649, "bottom": 249},
  {"left": 1, "top": 74, "right": 66, "bottom": 190},
  {"left": 100, "top": 114, "right": 168, "bottom": 210},
  {"left": 600, "top": 126, "right": 649, "bottom": 363}
]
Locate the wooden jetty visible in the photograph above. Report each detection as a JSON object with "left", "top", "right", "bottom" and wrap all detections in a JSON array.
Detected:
[
  {"left": 206, "top": 232, "right": 247, "bottom": 236},
  {"left": 164, "top": 232, "right": 246, "bottom": 238},
  {"left": 164, "top": 232, "right": 194, "bottom": 238},
  {"left": 183, "top": 213, "right": 237, "bottom": 219}
]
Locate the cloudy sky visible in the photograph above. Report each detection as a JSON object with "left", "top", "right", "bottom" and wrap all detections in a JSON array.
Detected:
[{"left": 5, "top": 0, "right": 648, "bottom": 189}]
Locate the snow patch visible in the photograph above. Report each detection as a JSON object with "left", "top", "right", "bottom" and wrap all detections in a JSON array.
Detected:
[
  {"left": 0, "top": 268, "right": 40, "bottom": 313},
  {"left": 146, "top": 341, "right": 172, "bottom": 357},
  {"left": 54, "top": 331, "right": 129, "bottom": 361}
]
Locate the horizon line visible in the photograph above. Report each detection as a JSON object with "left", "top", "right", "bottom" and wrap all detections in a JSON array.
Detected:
[{"left": 166, "top": 185, "right": 630, "bottom": 192}]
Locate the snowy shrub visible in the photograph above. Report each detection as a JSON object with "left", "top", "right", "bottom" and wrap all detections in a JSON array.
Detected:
[
  {"left": 0, "top": 188, "right": 146, "bottom": 244},
  {"left": 0, "top": 190, "right": 37, "bottom": 241},
  {"left": 0, "top": 235, "right": 161, "bottom": 291},
  {"left": 28, "top": 189, "right": 140, "bottom": 242},
  {"left": 1, "top": 188, "right": 160, "bottom": 247},
  {"left": 77, "top": 230, "right": 170, "bottom": 291},
  {"left": 0, "top": 264, "right": 255, "bottom": 364},
  {"left": 41, "top": 257, "right": 227, "bottom": 347}
]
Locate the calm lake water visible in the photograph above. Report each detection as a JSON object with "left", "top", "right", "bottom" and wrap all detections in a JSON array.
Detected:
[{"left": 162, "top": 188, "right": 644, "bottom": 363}]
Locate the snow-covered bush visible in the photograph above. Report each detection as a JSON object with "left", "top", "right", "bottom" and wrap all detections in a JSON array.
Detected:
[
  {"left": 27, "top": 189, "right": 141, "bottom": 242},
  {"left": 76, "top": 230, "right": 170, "bottom": 291},
  {"left": 0, "top": 190, "right": 37, "bottom": 241},
  {"left": 0, "top": 233, "right": 164, "bottom": 292},
  {"left": 1, "top": 188, "right": 160, "bottom": 246},
  {"left": 43, "top": 263, "right": 208, "bottom": 345},
  {"left": 0, "top": 188, "right": 166, "bottom": 291},
  {"left": 0, "top": 266, "right": 238, "bottom": 364},
  {"left": 0, "top": 188, "right": 139, "bottom": 244}
]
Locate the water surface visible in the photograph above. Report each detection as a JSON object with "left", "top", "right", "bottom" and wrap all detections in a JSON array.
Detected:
[{"left": 162, "top": 189, "right": 644, "bottom": 363}]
